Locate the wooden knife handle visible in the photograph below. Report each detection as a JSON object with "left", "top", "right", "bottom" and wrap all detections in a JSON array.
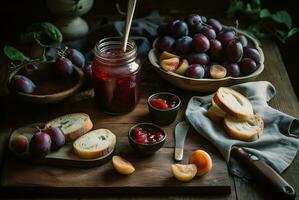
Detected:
[{"left": 231, "top": 147, "right": 296, "bottom": 199}]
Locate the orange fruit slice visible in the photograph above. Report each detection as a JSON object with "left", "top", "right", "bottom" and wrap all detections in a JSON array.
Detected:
[
  {"left": 171, "top": 164, "right": 197, "bottom": 182},
  {"left": 160, "top": 51, "right": 180, "bottom": 60},
  {"left": 112, "top": 155, "right": 135, "bottom": 175},
  {"left": 160, "top": 57, "right": 180, "bottom": 72}
]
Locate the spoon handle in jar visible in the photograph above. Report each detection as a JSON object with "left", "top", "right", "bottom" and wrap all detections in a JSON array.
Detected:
[{"left": 122, "top": 0, "right": 137, "bottom": 52}]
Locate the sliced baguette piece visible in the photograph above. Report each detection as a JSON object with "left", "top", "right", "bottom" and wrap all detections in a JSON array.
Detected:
[
  {"left": 73, "top": 129, "right": 116, "bottom": 159},
  {"left": 213, "top": 87, "right": 254, "bottom": 121},
  {"left": 207, "top": 98, "right": 227, "bottom": 123},
  {"left": 224, "top": 113, "right": 264, "bottom": 141},
  {"left": 208, "top": 107, "right": 224, "bottom": 123},
  {"left": 45, "top": 113, "right": 93, "bottom": 142}
]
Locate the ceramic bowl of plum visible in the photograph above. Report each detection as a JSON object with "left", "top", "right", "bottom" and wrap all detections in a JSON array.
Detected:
[
  {"left": 147, "top": 92, "right": 181, "bottom": 126},
  {"left": 128, "top": 123, "right": 166, "bottom": 155},
  {"left": 8, "top": 61, "right": 84, "bottom": 103},
  {"left": 148, "top": 15, "right": 264, "bottom": 92}
]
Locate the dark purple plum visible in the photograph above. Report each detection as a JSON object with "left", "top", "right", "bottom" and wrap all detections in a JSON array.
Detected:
[
  {"left": 185, "top": 14, "right": 202, "bottom": 30},
  {"left": 172, "top": 21, "right": 189, "bottom": 38},
  {"left": 167, "top": 20, "right": 179, "bottom": 32},
  {"left": 10, "top": 135, "right": 29, "bottom": 154},
  {"left": 208, "top": 39, "right": 223, "bottom": 59},
  {"left": 185, "top": 64, "right": 205, "bottom": 79},
  {"left": 157, "top": 23, "right": 169, "bottom": 36},
  {"left": 187, "top": 53, "right": 210, "bottom": 66},
  {"left": 243, "top": 47, "right": 261, "bottom": 63},
  {"left": 174, "top": 36, "right": 193, "bottom": 55},
  {"left": 223, "top": 26, "right": 235, "bottom": 32},
  {"left": 200, "top": 26, "right": 216, "bottom": 39},
  {"left": 239, "top": 34, "right": 248, "bottom": 47},
  {"left": 204, "top": 65, "right": 211, "bottom": 78},
  {"left": 83, "top": 64, "right": 92, "bottom": 85},
  {"left": 207, "top": 18, "right": 222, "bottom": 33},
  {"left": 239, "top": 58, "right": 257, "bottom": 76},
  {"left": 54, "top": 57, "right": 74, "bottom": 78},
  {"left": 29, "top": 132, "right": 52, "bottom": 158},
  {"left": 189, "top": 23, "right": 204, "bottom": 36},
  {"left": 226, "top": 40, "right": 243, "bottom": 63},
  {"left": 11, "top": 75, "right": 36, "bottom": 94},
  {"left": 66, "top": 48, "right": 85, "bottom": 68},
  {"left": 217, "top": 30, "right": 236, "bottom": 46},
  {"left": 44, "top": 127, "right": 65, "bottom": 151},
  {"left": 225, "top": 63, "right": 240, "bottom": 77},
  {"left": 192, "top": 33, "right": 210, "bottom": 53},
  {"left": 156, "top": 36, "right": 175, "bottom": 52}
]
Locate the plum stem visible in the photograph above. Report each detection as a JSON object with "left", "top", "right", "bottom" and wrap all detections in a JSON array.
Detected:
[
  {"left": 35, "top": 126, "right": 42, "bottom": 133},
  {"left": 57, "top": 47, "right": 68, "bottom": 58}
]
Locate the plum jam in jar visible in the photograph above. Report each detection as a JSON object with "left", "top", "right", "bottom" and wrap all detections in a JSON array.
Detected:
[{"left": 92, "top": 37, "right": 141, "bottom": 114}]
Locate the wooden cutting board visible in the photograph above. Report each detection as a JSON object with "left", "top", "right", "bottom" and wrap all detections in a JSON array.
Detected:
[{"left": 1, "top": 122, "right": 231, "bottom": 195}]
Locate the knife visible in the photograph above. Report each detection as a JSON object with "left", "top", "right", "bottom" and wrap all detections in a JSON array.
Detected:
[
  {"left": 231, "top": 147, "right": 296, "bottom": 200},
  {"left": 174, "top": 121, "right": 189, "bottom": 161}
]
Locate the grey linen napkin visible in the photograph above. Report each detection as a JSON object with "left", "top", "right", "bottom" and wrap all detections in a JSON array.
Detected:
[{"left": 185, "top": 81, "right": 299, "bottom": 180}]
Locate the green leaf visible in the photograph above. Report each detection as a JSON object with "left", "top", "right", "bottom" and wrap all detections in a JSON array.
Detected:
[
  {"left": 226, "top": 0, "right": 245, "bottom": 16},
  {"left": 19, "top": 32, "right": 42, "bottom": 44},
  {"left": 40, "top": 22, "right": 63, "bottom": 43},
  {"left": 246, "top": 25, "right": 270, "bottom": 38},
  {"left": 271, "top": 10, "right": 292, "bottom": 29},
  {"left": 251, "top": 0, "right": 261, "bottom": 10},
  {"left": 286, "top": 28, "right": 299, "bottom": 38},
  {"left": 3, "top": 45, "right": 30, "bottom": 62},
  {"left": 259, "top": 9, "right": 271, "bottom": 18}
]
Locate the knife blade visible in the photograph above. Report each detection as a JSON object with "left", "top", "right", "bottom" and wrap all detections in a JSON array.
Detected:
[{"left": 174, "top": 121, "right": 189, "bottom": 161}]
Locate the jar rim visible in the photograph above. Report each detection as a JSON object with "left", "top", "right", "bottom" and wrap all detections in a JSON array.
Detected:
[{"left": 94, "top": 37, "right": 137, "bottom": 66}]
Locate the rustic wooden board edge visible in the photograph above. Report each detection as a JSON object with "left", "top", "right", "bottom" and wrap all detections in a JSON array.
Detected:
[{"left": 0, "top": 185, "right": 231, "bottom": 197}]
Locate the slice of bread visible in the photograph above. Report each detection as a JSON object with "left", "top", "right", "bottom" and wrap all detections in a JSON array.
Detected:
[
  {"left": 207, "top": 99, "right": 227, "bottom": 123},
  {"left": 45, "top": 113, "right": 93, "bottom": 142},
  {"left": 224, "top": 113, "right": 264, "bottom": 141},
  {"left": 213, "top": 87, "right": 254, "bottom": 121},
  {"left": 208, "top": 107, "right": 224, "bottom": 123},
  {"left": 73, "top": 129, "right": 116, "bottom": 159}
]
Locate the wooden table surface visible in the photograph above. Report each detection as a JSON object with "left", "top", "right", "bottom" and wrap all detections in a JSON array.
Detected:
[{"left": 0, "top": 40, "right": 298, "bottom": 199}]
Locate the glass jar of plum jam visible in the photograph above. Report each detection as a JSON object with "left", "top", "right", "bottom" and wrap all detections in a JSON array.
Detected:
[{"left": 92, "top": 37, "right": 141, "bottom": 114}]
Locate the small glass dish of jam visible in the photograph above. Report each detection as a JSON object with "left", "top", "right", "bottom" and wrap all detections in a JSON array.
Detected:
[
  {"left": 147, "top": 92, "right": 181, "bottom": 125},
  {"left": 128, "top": 123, "right": 166, "bottom": 154},
  {"left": 92, "top": 37, "right": 141, "bottom": 115}
]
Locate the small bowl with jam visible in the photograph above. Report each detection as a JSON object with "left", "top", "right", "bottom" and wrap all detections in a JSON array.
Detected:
[
  {"left": 147, "top": 92, "right": 181, "bottom": 125},
  {"left": 8, "top": 61, "right": 84, "bottom": 103},
  {"left": 128, "top": 123, "right": 166, "bottom": 154}
]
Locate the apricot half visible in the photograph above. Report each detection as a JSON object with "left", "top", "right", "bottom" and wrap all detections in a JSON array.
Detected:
[
  {"left": 160, "top": 57, "right": 180, "bottom": 72},
  {"left": 189, "top": 150, "right": 212, "bottom": 176},
  {"left": 175, "top": 59, "right": 190, "bottom": 75},
  {"left": 160, "top": 51, "right": 180, "bottom": 60},
  {"left": 112, "top": 155, "right": 135, "bottom": 175},
  {"left": 171, "top": 164, "right": 197, "bottom": 182}
]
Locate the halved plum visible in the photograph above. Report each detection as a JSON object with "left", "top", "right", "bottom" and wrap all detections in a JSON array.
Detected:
[
  {"left": 160, "top": 57, "right": 180, "bottom": 72},
  {"left": 112, "top": 155, "right": 135, "bottom": 175},
  {"left": 171, "top": 164, "right": 197, "bottom": 182}
]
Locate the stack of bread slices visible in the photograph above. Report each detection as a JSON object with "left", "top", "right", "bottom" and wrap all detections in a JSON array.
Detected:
[
  {"left": 46, "top": 113, "right": 116, "bottom": 159},
  {"left": 208, "top": 87, "right": 264, "bottom": 141}
]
